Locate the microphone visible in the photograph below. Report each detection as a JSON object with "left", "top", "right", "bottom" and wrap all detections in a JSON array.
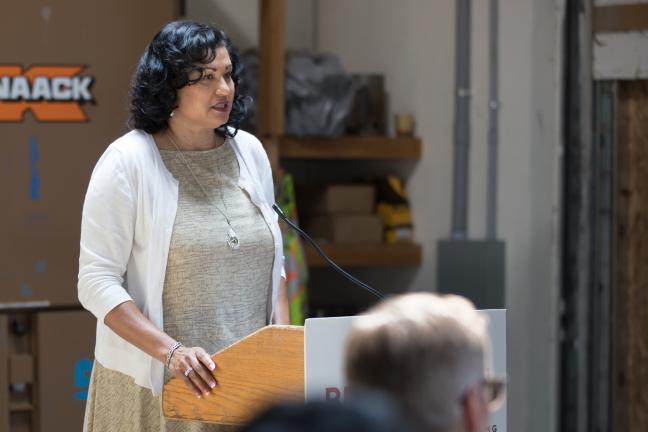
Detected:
[{"left": 272, "top": 203, "right": 385, "bottom": 300}]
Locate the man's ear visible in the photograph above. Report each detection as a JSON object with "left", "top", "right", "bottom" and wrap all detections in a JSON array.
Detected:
[{"left": 462, "top": 385, "right": 484, "bottom": 432}]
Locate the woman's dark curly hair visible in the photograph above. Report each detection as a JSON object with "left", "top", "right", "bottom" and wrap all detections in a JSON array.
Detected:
[{"left": 129, "top": 20, "right": 249, "bottom": 137}]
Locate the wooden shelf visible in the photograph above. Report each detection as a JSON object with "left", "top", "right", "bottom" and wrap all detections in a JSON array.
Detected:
[
  {"left": 304, "top": 243, "right": 422, "bottom": 268},
  {"left": 9, "top": 401, "right": 33, "bottom": 412},
  {"left": 279, "top": 136, "right": 422, "bottom": 160}
]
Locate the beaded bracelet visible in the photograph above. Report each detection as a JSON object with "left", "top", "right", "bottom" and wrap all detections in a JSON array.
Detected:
[{"left": 166, "top": 341, "right": 182, "bottom": 368}]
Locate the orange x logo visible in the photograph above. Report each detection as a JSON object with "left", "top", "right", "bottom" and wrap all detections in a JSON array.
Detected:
[{"left": 0, "top": 65, "right": 94, "bottom": 122}]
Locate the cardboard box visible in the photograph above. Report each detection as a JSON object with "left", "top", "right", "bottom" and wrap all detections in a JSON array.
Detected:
[
  {"left": 305, "top": 214, "right": 383, "bottom": 244},
  {"left": 36, "top": 309, "right": 96, "bottom": 432},
  {"left": 0, "top": 0, "right": 176, "bottom": 306},
  {"left": 298, "top": 184, "right": 376, "bottom": 215}
]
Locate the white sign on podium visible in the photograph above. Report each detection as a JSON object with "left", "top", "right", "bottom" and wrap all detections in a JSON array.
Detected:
[{"left": 304, "top": 310, "right": 507, "bottom": 432}]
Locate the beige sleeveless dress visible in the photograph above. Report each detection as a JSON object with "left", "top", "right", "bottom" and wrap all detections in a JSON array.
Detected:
[{"left": 83, "top": 139, "right": 275, "bottom": 431}]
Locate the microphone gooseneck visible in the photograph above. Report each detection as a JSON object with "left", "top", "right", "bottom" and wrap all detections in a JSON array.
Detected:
[{"left": 272, "top": 203, "right": 385, "bottom": 300}]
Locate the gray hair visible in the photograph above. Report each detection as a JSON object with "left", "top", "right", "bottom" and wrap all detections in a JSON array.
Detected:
[{"left": 344, "top": 293, "right": 489, "bottom": 432}]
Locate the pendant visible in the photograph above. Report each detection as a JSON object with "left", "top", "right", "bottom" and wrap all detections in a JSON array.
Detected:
[{"left": 226, "top": 226, "right": 240, "bottom": 250}]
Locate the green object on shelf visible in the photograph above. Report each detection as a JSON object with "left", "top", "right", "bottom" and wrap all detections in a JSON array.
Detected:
[{"left": 276, "top": 174, "right": 308, "bottom": 325}]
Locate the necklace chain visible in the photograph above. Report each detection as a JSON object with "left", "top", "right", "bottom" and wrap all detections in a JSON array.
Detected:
[{"left": 166, "top": 131, "right": 240, "bottom": 249}]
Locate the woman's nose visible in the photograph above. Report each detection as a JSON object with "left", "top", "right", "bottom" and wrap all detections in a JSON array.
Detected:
[{"left": 215, "top": 77, "right": 231, "bottom": 96}]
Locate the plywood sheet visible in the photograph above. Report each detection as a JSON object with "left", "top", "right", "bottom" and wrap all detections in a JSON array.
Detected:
[{"left": 615, "top": 79, "right": 648, "bottom": 432}]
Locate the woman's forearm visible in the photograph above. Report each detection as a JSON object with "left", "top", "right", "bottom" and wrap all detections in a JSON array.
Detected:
[
  {"left": 105, "top": 278, "right": 290, "bottom": 361},
  {"left": 105, "top": 300, "right": 218, "bottom": 398},
  {"left": 273, "top": 277, "right": 290, "bottom": 325},
  {"left": 103, "top": 301, "right": 175, "bottom": 364}
]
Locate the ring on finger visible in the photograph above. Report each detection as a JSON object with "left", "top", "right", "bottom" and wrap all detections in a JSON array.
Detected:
[{"left": 184, "top": 367, "right": 193, "bottom": 377}]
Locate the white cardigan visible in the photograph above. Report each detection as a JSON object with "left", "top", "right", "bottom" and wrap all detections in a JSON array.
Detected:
[{"left": 78, "top": 129, "right": 284, "bottom": 396}]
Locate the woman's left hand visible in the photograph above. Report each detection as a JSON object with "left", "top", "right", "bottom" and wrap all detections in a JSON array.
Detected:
[{"left": 168, "top": 345, "right": 218, "bottom": 398}]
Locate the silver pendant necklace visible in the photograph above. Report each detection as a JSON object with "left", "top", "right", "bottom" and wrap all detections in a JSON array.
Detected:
[{"left": 167, "top": 132, "right": 240, "bottom": 250}]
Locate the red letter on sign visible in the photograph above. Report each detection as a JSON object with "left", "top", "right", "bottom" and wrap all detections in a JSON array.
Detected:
[{"left": 325, "top": 387, "right": 341, "bottom": 401}]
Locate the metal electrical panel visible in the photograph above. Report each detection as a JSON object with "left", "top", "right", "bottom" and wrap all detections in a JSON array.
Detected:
[{"left": 437, "top": 239, "right": 506, "bottom": 309}]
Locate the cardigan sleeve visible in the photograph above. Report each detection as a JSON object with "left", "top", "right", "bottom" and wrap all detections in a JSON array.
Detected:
[
  {"left": 78, "top": 147, "right": 135, "bottom": 322},
  {"left": 250, "top": 135, "right": 287, "bottom": 279}
]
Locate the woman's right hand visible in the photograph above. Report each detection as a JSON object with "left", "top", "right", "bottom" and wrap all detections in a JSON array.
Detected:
[{"left": 168, "top": 346, "right": 218, "bottom": 398}]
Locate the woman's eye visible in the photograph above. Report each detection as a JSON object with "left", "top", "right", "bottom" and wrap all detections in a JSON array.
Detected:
[
  {"left": 202, "top": 73, "right": 214, "bottom": 81},
  {"left": 224, "top": 72, "right": 232, "bottom": 81}
]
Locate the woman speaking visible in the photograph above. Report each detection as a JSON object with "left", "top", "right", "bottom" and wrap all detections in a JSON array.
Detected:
[{"left": 78, "top": 21, "right": 288, "bottom": 431}]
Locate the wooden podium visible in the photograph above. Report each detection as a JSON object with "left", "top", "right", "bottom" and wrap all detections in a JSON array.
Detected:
[
  {"left": 163, "top": 312, "right": 507, "bottom": 430},
  {"left": 163, "top": 325, "right": 305, "bottom": 425}
]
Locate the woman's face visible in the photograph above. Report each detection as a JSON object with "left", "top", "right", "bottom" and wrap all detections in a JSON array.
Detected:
[{"left": 173, "top": 46, "right": 235, "bottom": 130}]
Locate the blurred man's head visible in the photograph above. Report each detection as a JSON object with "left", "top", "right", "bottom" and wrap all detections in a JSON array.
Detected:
[
  {"left": 242, "top": 392, "right": 413, "bottom": 432},
  {"left": 345, "top": 293, "right": 504, "bottom": 432}
]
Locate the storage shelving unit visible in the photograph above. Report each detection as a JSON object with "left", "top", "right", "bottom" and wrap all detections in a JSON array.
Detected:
[{"left": 257, "top": 0, "right": 422, "bottom": 269}]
